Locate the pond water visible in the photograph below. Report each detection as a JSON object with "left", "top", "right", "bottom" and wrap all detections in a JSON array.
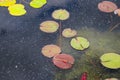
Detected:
[{"left": 0, "top": 0, "right": 120, "bottom": 80}]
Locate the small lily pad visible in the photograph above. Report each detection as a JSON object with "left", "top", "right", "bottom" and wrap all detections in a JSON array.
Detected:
[
  {"left": 30, "top": 0, "right": 47, "bottom": 8},
  {"left": 114, "top": 9, "right": 120, "bottom": 16},
  {"left": 0, "top": 0, "right": 16, "bottom": 7},
  {"left": 39, "top": 20, "right": 59, "bottom": 33},
  {"left": 70, "top": 37, "right": 90, "bottom": 50},
  {"left": 100, "top": 53, "right": 120, "bottom": 69},
  {"left": 52, "top": 9, "right": 70, "bottom": 20},
  {"left": 62, "top": 28, "right": 77, "bottom": 38},
  {"left": 41, "top": 44, "right": 61, "bottom": 58},
  {"left": 8, "top": 4, "right": 26, "bottom": 16}
]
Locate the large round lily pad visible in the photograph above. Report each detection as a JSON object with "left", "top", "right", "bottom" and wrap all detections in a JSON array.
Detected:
[
  {"left": 53, "top": 54, "right": 75, "bottom": 69},
  {"left": 70, "top": 37, "right": 90, "bottom": 50},
  {"left": 39, "top": 20, "right": 59, "bottom": 33},
  {"left": 100, "top": 53, "right": 120, "bottom": 69},
  {"left": 52, "top": 9, "right": 70, "bottom": 20},
  {"left": 41, "top": 44, "right": 61, "bottom": 58},
  {"left": 98, "top": 1, "right": 118, "bottom": 13}
]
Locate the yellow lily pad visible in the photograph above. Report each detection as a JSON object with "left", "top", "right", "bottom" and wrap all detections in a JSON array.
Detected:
[
  {"left": 70, "top": 37, "right": 90, "bottom": 50},
  {"left": 30, "top": 0, "right": 47, "bottom": 8},
  {"left": 39, "top": 20, "right": 59, "bottom": 33},
  {"left": 52, "top": 9, "right": 70, "bottom": 20},
  {"left": 0, "top": 0, "right": 16, "bottom": 7},
  {"left": 8, "top": 4, "right": 26, "bottom": 16},
  {"left": 100, "top": 53, "right": 120, "bottom": 69}
]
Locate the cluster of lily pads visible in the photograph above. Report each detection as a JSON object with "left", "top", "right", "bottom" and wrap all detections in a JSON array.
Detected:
[
  {"left": 39, "top": 8, "right": 120, "bottom": 71},
  {"left": 0, "top": 0, "right": 47, "bottom": 16}
]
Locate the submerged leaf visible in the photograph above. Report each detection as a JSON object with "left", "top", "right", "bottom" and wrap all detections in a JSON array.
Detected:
[
  {"left": 30, "top": 0, "right": 47, "bottom": 8},
  {"left": 100, "top": 53, "right": 120, "bottom": 69},
  {"left": 52, "top": 9, "right": 70, "bottom": 20},
  {"left": 0, "top": 0, "right": 16, "bottom": 7},
  {"left": 8, "top": 4, "right": 26, "bottom": 16}
]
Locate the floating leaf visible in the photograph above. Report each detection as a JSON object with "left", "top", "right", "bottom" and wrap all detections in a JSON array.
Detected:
[
  {"left": 8, "top": 4, "right": 26, "bottom": 16},
  {"left": 39, "top": 20, "right": 59, "bottom": 33},
  {"left": 98, "top": 1, "right": 118, "bottom": 13},
  {"left": 52, "top": 9, "right": 70, "bottom": 20},
  {"left": 62, "top": 28, "right": 77, "bottom": 38},
  {"left": 30, "top": 0, "right": 47, "bottom": 8},
  {"left": 0, "top": 0, "right": 16, "bottom": 7},
  {"left": 105, "top": 78, "right": 119, "bottom": 80},
  {"left": 100, "top": 53, "right": 120, "bottom": 69},
  {"left": 41, "top": 44, "right": 61, "bottom": 58},
  {"left": 114, "top": 9, "right": 120, "bottom": 16},
  {"left": 70, "top": 37, "right": 90, "bottom": 50},
  {"left": 53, "top": 54, "right": 75, "bottom": 69}
]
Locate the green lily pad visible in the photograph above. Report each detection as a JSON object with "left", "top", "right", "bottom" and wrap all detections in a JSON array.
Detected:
[
  {"left": 70, "top": 37, "right": 90, "bottom": 50},
  {"left": 30, "top": 0, "right": 47, "bottom": 8},
  {"left": 100, "top": 53, "right": 120, "bottom": 69}
]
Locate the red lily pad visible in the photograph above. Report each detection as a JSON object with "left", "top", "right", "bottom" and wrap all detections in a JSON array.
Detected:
[
  {"left": 98, "top": 1, "right": 118, "bottom": 13},
  {"left": 53, "top": 54, "right": 75, "bottom": 69}
]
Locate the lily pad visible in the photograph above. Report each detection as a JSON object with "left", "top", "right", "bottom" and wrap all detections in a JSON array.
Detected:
[
  {"left": 52, "top": 9, "right": 70, "bottom": 20},
  {"left": 62, "top": 28, "right": 77, "bottom": 38},
  {"left": 0, "top": 0, "right": 16, "bottom": 7},
  {"left": 98, "top": 1, "right": 118, "bottom": 13},
  {"left": 100, "top": 53, "right": 120, "bottom": 69},
  {"left": 114, "top": 9, "right": 120, "bottom": 16},
  {"left": 41, "top": 44, "right": 61, "bottom": 58},
  {"left": 8, "top": 4, "right": 26, "bottom": 16},
  {"left": 70, "top": 37, "right": 90, "bottom": 50},
  {"left": 30, "top": 0, "right": 47, "bottom": 8},
  {"left": 39, "top": 20, "right": 59, "bottom": 33},
  {"left": 53, "top": 53, "right": 75, "bottom": 69},
  {"left": 105, "top": 78, "right": 119, "bottom": 80}
]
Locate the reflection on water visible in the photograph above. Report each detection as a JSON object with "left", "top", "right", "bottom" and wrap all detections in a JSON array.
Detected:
[{"left": 55, "top": 27, "right": 120, "bottom": 80}]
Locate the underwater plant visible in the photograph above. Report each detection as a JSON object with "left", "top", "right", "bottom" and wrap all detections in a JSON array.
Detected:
[{"left": 54, "top": 27, "right": 120, "bottom": 80}]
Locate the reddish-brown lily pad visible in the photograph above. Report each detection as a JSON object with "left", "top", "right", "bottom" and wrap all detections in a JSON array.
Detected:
[
  {"left": 41, "top": 44, "right": 61, "bottom": 58},
  {"left": 53, "top": 54, "right": 75, "bottom": 69},
  {"left": 39, "top": 20, "right": 59, "bottom": 33},
  {"left": 98, "top": 1, "right": 118, "bottom": 13}
]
